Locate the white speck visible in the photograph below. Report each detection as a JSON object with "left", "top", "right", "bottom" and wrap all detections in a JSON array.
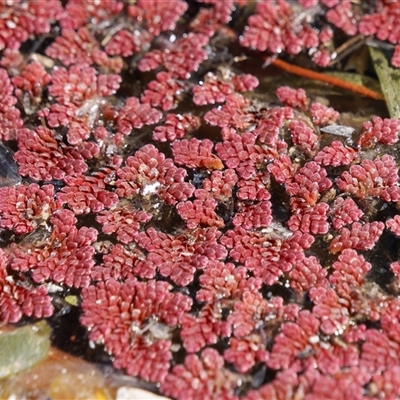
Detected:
[
  {"left": 320, "top": 341, "right": 331, "bottom": 350},
  {"left": 6, "top": 20, "right": 16, "bottom": 29},
  {"left": 106, "top": 143, "right": 118, "bottom": 155},
  {"left": 63, "top": 83, "right": 72, "bottom": 93},
  {"left": 142, "top": 181, "right": 160, "bottom": 196},
  {"left": 308, "top": 335, "right": 319, "bottom": 344},
  {"left": 5, "top": 276, "right": 14, "bottom": 285},
  {"left": 46, "top": 283, "right": 63, "bottom": 293},
  {"left": 261, "top": 221, "right": 293, "bottom": 240},
  {"left": 149, "top": 321, "right": 172, "bottom": 340}
]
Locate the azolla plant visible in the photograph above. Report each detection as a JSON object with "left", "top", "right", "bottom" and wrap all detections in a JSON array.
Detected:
[{"left": 3, "top": 0, "right": 400, "bottom": 399}]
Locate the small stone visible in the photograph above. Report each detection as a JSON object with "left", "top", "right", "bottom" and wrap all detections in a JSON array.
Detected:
[{"left": 117, "top": 387, "right": 171, "bottom": 400}]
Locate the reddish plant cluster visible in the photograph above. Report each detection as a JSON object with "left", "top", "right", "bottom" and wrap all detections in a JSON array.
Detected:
[
  {"left": 336, "top": 154, "right": 400, "bottom": 202},
  {"left": 12, "top": 61, "right": 52, "bottom": 114},
  {"left": 60, "top": 0, "right": 124, "bottom": 30},
  {"left": 0, "top": 183, "right": 59, "bottom": 235},
  {"left": 45, "top": 27, "right": 123, "bottom": 73},
  {"left": 3, "top": 1, "right": 400, "bottom": 400},
  {"left": 57, "top": 173, "right": 119, "bottom": 214},
  {"left": 81, "top": 278, "right": 192, "bottom": 382},
  {"left": 0, "top": 248, "right": 53, "bottom": 323},
  {"left": 114, "top": 144, "right": 195, "bottom": 205},
  {"left": 276, "top": 86, "right": 309, "bottom": 109},
  {"left": 240, "top": 1, "right": 322, "bottom": 55},
  {"left": 314, "top": 140, "right": 357, "bottom": 167},
  {"left": 0, "top": 0, "right": 63, "bottom": 51},
  {"left": 115, "top": 96, "right": 163, "bottom": 135},
  {"left": 241, "top": 0, "right": 400, "bottom": 68},
  {"left": 0, "top": 68, "right": 23, "bottom": 141},
  {"left": 138, "top": 32, "right": 209, "bottom": 79},
  {"left": 96, "top": 204, "right": 152, "bottom": 245},
  {"left": 358, "top": 116, "right": 400, "bottom": 148},
  {"left": 14, "top": 126, "right": 96, "bottom": 181},
  {"left": 193, "top": 70, "right": 259, "bottom": 106},
  {"left": 133, "top": 227, "right": 227, "bottom": 286},
  {"left": 288, "top": 119, "right": 319, "bottom": 156},
  {"left": 153, "top": 113, "right": 201, "bottom": 142},
  {"left": 45, "top": 63, "right": 121, "bottom": 144},
  {"left": 8, "top": 209, "right": 97, "bottom": 289},
  {"left": 141, "top": 71, "right": 186, "bottom": 112}
]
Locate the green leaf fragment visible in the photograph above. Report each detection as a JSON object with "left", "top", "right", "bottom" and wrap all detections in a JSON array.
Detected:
[
  {"left": 369, "top": 46, "right": 400, "bottom": 118},
  {"left": 64, "top": 294, "right": 79, "bottom": 306},
  {"left": 0, "top": 321, "right": 51, "bottom": 379}
]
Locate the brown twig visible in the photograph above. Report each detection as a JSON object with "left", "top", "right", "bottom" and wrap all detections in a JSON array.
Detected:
[
  {"left": 269, "top": 57, "right": 384, "bottom": 100},
  {"left": 327, "top": 34, "right": 369, "bottom": 67}
]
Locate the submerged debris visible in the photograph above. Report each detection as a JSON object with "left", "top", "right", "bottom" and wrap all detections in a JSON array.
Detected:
[{"left": 0, "top": 144, "right": 20, "bottom": 187}]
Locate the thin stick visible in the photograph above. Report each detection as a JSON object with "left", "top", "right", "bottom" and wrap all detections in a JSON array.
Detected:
[
  {"left": 270, "top": 57, "right": 384, "bottom": 100},
  {"left": 328, "top": 34, "right": 368, "bottom": 67}
]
